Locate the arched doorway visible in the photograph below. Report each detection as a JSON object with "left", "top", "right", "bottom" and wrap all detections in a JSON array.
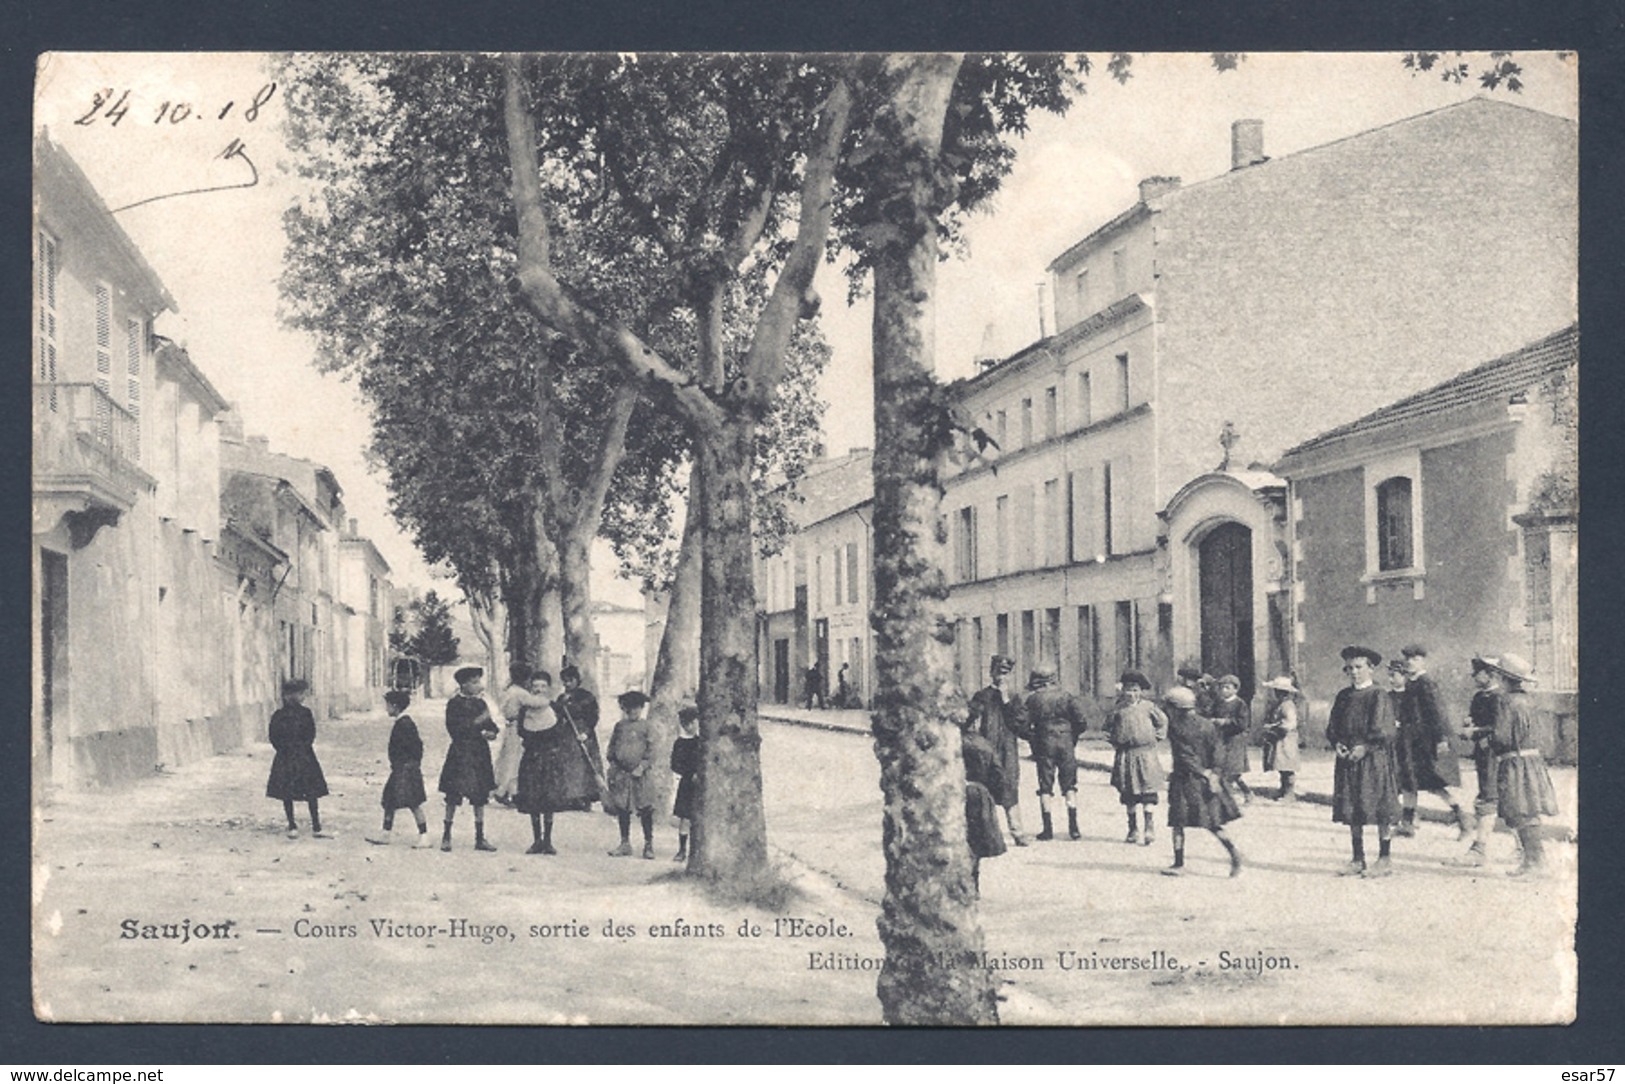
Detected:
[{"left": 1198, "top": 521, "right": 1255, "bottom": 699}]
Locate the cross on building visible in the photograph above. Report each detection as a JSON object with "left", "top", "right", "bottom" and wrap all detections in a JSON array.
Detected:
[{"left": 1218, "top": 421, "right": 1240, "bottom": 471}]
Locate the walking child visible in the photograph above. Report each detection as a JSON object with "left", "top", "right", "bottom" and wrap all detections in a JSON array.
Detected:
[
  {"left": 1160, "top": 686, "right": 1243, "bottom": 877},
  {"left": 605, "top": 690, "right": 657, "bottom": 859},
  {"left": 266, "top": 679, "right": 330, "bottom": 839},
  {"left": 1105, "top": 670, "right": 1165, "bottom": 845},
  {"left": 1484, "top": 654, "right": 1560, "bottom": 877},
  {"left": 368, "top": 689, "right": 429, "bottom": 846},
  {"left": 1395, "top": 644, "right": 1473, "bottom": 840},
  {"left": 1326, "top": 646, "right": 1400, "bottom": 877},
  {"left": 437, "top": 666, "right": 500, "bottom": 852},
  {"left": 669, "top": 704, "right": 700, "bottom": 862}
]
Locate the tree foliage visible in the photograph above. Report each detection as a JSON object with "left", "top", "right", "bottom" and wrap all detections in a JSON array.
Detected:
[{"left": 410, "top": 589, "right": 460, "bottom": 668}]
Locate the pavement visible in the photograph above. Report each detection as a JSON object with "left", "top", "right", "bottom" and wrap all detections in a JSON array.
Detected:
[
  {"left": 758, "top": 702, "right": 1578, "bottom": 841},
  {"left": 30, "top": 696, "right": 1578, "bottom": 1026}
]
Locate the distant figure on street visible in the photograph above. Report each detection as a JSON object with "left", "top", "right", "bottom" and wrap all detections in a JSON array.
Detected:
[
  {"left": 552, "top": 664, "right": 605, "bottom": 804},
  {"left": 966, "top": 654, "right": 1030, "bottom": 847},
  {"left": 1160, "top": 686, "right": 1242, "bottom": 877},
  {"left": 1024, "top": 667, "right": 1089, "bottom": 841},
  {"left": 493, "top": 662, "right": 552, "bottom": 807},
  {"left": 266, "top": 678, "right": 330, "bottom": 840},
  {"left": 669, "top": 704, "right": 700, "bottom": 863},
  {"left": 1396, "top": 644, "right": 1473, "bottom": 840},
  {"left": 1211, "top": 674, "right": 1254, "bottom": 804},
  {"left": 368, "top": 688, "right": 428, "bottom": 847},
  {"left": 961, "top": 728, "right": 1008, "bottom": 893},
  {"left": 604, "top": 690, "right": 657, "bottom": 859},
  {"left": 1259, "top": 676, "right": 1300, "bottom": 801},
  {"left": 1105, "top": 670, "right": 1165, "bottom": 846},
  {"left": 804, "top": 663, "right": 826, "bottom": 710},
  {"left": 1453, "top": 656, "right": 1507, "bottom": 867},
  {"left": 1326, "top": 646, "right": 1399, "bottom": 878},
  {"left": 835, "top": 662, "right": 853, "bottom": 708},
  {"left": 1484, "top": 654, "right": 1559, "bottom": 878},
  {"left": 1176, "top": 665, "right": 1214, "bottom": 716},
  {"left": 437, "top": 666, "right": 500, "bottom": 852}
]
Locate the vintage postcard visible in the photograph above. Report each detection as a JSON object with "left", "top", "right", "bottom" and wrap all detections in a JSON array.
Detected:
[{"left": 30, "top": 51, "right": 1577, "bottom": 1026}]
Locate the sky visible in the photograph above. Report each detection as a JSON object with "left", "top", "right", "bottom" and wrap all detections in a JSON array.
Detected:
[{"left": 33, "top": 51, "right": 1578, "bottom": 594}]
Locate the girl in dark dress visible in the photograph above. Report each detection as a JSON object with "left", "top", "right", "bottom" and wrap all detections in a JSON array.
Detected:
[
  {"left": 1160, "top": 686, "right": 1242, "bottom": 877},
  {"left": 514, "top": 671, "right": 561, "bottom": 854},
  {"left": 369, "top": 689, "right": 429, "bottom": 847},
  {"left": 669, "top": 704, "right": 700, "bottom": 862},
  {"left": 1326, "top": 646, "right": 1400, "bottom": 878},
  {"left": 1211, "top": 674, "right": 1254, "bottom": 804},
  {"left": 961, "top": 729, "right": 1008, "bottom": 892},
  {"left": 266, "top": 679, "right": 330, "bottom": 839}
]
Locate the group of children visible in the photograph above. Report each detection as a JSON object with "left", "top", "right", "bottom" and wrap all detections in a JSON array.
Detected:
[
  {"left": 963, "top": 643, "right": 1562, "bottom": 881},
  {"left": 263, "top": 666, "right": 702, "bottom": 862}
]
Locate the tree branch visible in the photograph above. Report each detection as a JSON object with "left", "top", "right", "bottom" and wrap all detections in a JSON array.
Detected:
[
  {"left": 575, "top": 378, "right": 642, "bottom": 544},
  {"left": 740, "top": 77, "right": 853, "bottom": 407},
  {"left": 502, "top": 54, "right": 724, "bottom": 434}
]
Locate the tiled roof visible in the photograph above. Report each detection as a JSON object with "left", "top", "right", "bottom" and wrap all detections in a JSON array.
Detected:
[
  {"left": 779, "top": 448, "right": 873, "bottom": 528},
  {"left": 1277, "top": 325, "right": 1577, "bottom": 462}
]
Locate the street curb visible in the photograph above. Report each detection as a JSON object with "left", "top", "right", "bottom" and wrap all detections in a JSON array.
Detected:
[{"left": 758, "top": 712, "right": 1575, "bottom": 843}]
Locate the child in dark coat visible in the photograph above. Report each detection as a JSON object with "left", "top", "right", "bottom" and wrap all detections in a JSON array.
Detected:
[
  {"left": 437, "top": 666, "right": 501, "bottom": 852},
  {"left": 1160, "top": 686, "right": 1242, "bottom": 877},
  {"left": 368, "top": 689, "right": 429, "bottom": 847},
  {"left": 266, "top": 679, "right": 330, "bottom": 839},
  {"left": 669, "top": 704, "right": 700, "bottom": 862}
]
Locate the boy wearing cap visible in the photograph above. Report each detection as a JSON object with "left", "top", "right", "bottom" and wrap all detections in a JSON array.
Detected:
[
  {"left": 1024, "top": 667, "right": 1089, "bottom": 841},
  {"left": 1325, "top": 647, "right": 1400, "bottom": 877},
  {"left": 1486, "top": 654, "right": 1559, "bottom": 877},
  {"left": 1453, "top": 656, "right": 1505, "bottom": 866},
  {"left": 967, "top": 655, "right": 1030, "bottom": 846},
  {"left": 1396, "top": 645, "right": 1472, "bottom": 840},
  {"left": 604, "top": 690, "right": 657, "bottom": 859},
  {"left": 1211, "top": 675, "right": 1254, "bottom": 805},
  {"left": 437, "top": 666, "right": 501, "bottom": 852}
]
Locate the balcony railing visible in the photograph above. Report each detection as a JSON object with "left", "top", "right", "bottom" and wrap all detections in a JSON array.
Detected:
[{"left": 34, "top": 382, "right": 141, "bottom": 468}]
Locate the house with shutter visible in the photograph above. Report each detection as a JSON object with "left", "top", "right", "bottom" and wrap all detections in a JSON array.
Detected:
[
  {"left": 1275, "top": 325, "right": 1578, "bottom": 758},
  {"left": 937, "top": 98, "right": 1574, "bottom": 713}
]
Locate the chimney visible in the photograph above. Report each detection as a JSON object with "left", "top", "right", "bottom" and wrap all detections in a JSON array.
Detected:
[
  {"left": 348, "top": 517, "right": 359, "bottom": 537},
  {"left": 974, "top": 322, "right": 1001, "bottom": 372},
  {"left": 1231, "top": 120, "right": 1265, "bottom": 170},
  {"left": 1138, "top": 175, "right": 1182, "bottom": 202}
]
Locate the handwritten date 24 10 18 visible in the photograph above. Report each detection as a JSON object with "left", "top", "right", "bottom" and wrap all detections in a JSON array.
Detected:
[{"left": 75, "top": 82, "right": 277, "bottom": 127}]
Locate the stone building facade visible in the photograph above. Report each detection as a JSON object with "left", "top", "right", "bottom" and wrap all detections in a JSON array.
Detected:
[{"left": 33, "top": 133, "right": 395, "bottom": 789}]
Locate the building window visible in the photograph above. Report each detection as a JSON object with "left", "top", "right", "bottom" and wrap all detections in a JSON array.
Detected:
[
  {"left": 35, "top": 230, "right": 59, "bottom": 408},
  {"left": 125, "top": 318, "right": 143, "bottom": 461},
  {"left": 1376, "top": 476, "right": 1414, "bottom": 571},
  {"left": 995, "top": 495, "right": 1010, "bottom": 575},
  {"left": 1020, "top": 397, "right": 1033, "bottom": 448},
  {"left": 1020, "top": 610, "right": 1036, "bottom": 678},
  {"left": 954, "top": 507, "right": 978, "bottom": 583},
  {"left": 1042, "top": 479, "right": 1061, "bottom": 567},
  {"left": 1075, "top": 268, "right": 1089, "bottom": 313},
  {"left": 1115, "top": 599, "right": 1138, "bottom": 674},
  {"left": 833, "top": 545, "right": 844, "bottom": 605},
  {"left": 995, "top": 409, "right": 1007, "bottom": 451},
  {"left": 1077, "top": 371, "right": 1092, "bottom": 428},
  {"left": 1112, "top": 248, "right": 1127, "bottom": 298},
  {"left": 95, "top": 283, "right": 113, "bottom": 394},
  {"left": 1102, "top": 462, "right": 1115, "bottom": 556},
  {"left": 1043, "top": 386, "right": 1057, "bottom": 439},
  {"left": 815, "top": 555, "right": 822, "bottom": 613},
  {"left": 846, "top": 542, "right": 859, "bottom": 605},
  {"left": 1117, "top": 353, "right": 1131, "bottom": 413},
  {"left": 996, "top": 613, "right": 1010, "bottom": 657},
  {"left": 1044, "top": 607, "right": 1062, "bottom": 679},
  {"left": 1078, "top": 605, "right": 1098, "bottom": 696}
]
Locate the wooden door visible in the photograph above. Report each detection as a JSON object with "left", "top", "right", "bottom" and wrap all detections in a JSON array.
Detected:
[{"left": 1199, "top": 522, "right": 1255, "bottom": 700}]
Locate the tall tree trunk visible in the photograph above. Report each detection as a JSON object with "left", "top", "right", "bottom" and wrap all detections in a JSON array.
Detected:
[
  {"left": 645, "top": 478, "right": 704, "bottom": 838},
  {"left": 557, "top": 528, "right": 597, "bottom": 693},
  {"left": 466, "top": 585, "right": 508, "bottom": 683},
  {"left": 690, "top": 423, "right": 770, "bottom": 886},
  {"left": 502, "top": 507, "right": 562, "bottom": 672},
  {"left": 867, "top": 52, "right": 998, "bottom": 1027}
]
